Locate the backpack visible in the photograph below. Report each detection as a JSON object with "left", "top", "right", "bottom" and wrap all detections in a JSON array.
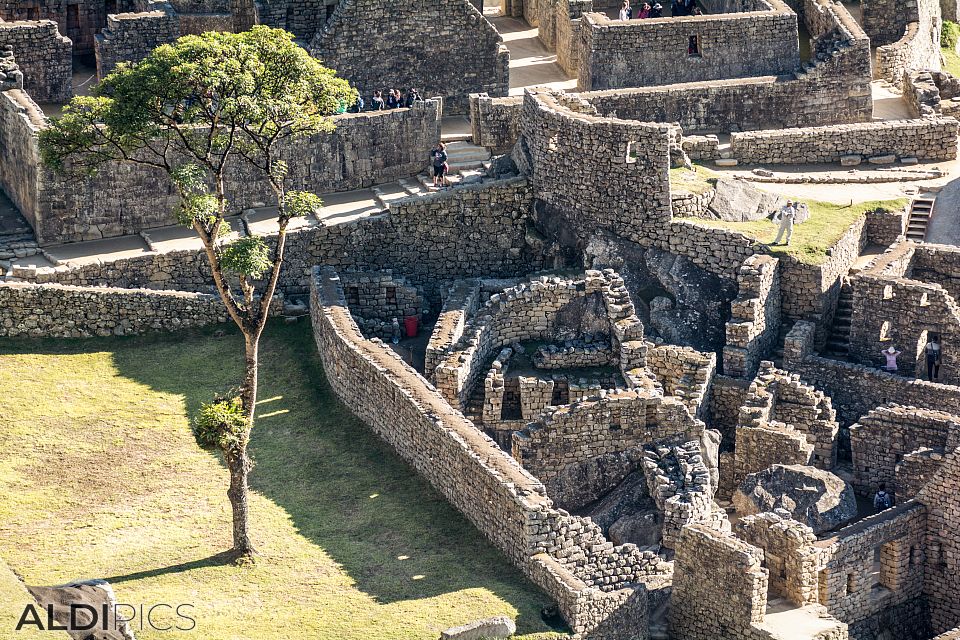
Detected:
[{"left": 875, "top": 492, "right": 892, "bottom": 510}]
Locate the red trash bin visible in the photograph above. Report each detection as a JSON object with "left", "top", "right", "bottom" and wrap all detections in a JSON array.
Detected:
[{"left": 404, "top": 316, "right": 419, "bottom": 338}]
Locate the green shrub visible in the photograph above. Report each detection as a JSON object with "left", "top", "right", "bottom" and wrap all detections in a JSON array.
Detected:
[
  {"left": 193, "top": 395, "right": 249, "bottom": 452},
  {"left": 943, "top": 21, "right": 960, "bottom": 51}
]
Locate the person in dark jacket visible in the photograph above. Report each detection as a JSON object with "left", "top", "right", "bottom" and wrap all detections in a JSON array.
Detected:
[
  {"left": 386, "top": 88, "right": 402, "bottom": 109},
  {"left": 404, "top": 88, "right": 423, "bottom": 108},
  {"left": 371, "top": 90, "right": 385, "bottom": 110},
  {"left": 431, "top": 142, "right": 448, "bottom": 188}
]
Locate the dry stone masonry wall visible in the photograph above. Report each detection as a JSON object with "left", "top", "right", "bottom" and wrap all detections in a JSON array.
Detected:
[
  {"left": 309, "top": 0, "right": 509, "bottom": 114},
  {"left": 577, "top": 3, "right": 800, "bottom": 91},
  {"left": 0, "top": 19, "right": 71, "bottom": 103}
]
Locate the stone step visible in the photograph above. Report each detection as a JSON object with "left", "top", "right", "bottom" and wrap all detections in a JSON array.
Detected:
[{"left": 441, "top": 131, "right": 472, "bottom": 143}]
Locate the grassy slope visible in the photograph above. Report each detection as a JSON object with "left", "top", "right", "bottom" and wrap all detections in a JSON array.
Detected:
[
  {"left": 943, "top": 45, "right": 960, "bottom": 77},
  {"left": 682, "top": 199, "right": 908, "bottom": 264},
  {"left": 0, "top": 323, "right": 564, "bottom": 640}
]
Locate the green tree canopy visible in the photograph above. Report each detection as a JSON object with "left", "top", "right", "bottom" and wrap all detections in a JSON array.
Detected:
[{"left": 39, "top": 26, "right": 357, "bottom": 560}]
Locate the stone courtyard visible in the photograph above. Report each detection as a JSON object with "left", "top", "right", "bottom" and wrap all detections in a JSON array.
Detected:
[{"left": 2, "top": 0, "right": 960, "bottom": 639}]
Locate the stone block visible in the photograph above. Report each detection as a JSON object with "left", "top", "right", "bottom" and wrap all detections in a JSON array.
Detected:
[{"left": 440, "top": 616, "right": 517, "bottom": 640}]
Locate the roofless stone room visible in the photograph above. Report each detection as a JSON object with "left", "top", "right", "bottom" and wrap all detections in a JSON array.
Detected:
[{"left": 1, "top": 0, "right": 960, "bottom": 638}]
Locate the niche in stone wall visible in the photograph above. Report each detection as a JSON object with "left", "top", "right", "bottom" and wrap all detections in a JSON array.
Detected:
[
  {"left": 880, "top": 320, "right": 892, "bottom": 343},
  {"left": 626, "top": 141, "right": 639, "bottom": 164},
  {"left": 688, "top": 35, "right": 702, "bottom": 57}
]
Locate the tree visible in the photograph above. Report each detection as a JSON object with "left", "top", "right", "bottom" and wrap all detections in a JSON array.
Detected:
[{"left": 40, "top": 26, "right": 356, "bottom": 560}]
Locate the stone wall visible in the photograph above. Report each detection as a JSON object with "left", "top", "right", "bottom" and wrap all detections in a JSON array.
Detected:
[
  {"left": 0, "top": 89, "right": 44, "bottom": 236},
  {"left": 741, "top": 363, "right": 840, "bottom": 469},
  {"left": 95, "top": 3, "right": 180, "bottom": 78},
  {"left": 728, "top": 117, "right": 959, "bottom": 164},
  {"left": 723, "top": 254, "right": 781, "bottom": 379},
  {"left": 919, "top": 447, "right": 960, "bottom": 635},
  {"left": 512, "top": 390, "right": 703, "bottom": 491},
  {"left": 581, "top": 0, "right": 871, "bottom": 134},
  {"left": 735, "top": 513, "right": 822, "bottom": 606},
  {"left": 340, "top": 269, "right": 423, "bottom": 339},
  {"left": 252, "top": 0, "right": 331, "bottom": 41},
  {"left": 469, "top": 93, "right": 522, "bottom": 154},
  {"left": 850, "top": 404, "right": 960, "bottom": 498},
  {"left": 669, "top": 525, "right": 777, "bottom": 640},
  {"left": 778, "top": 210, "right": 872, "bottom": 348},
  {"left": 0, "top": 280, "right": 231, "bottom": 337},
  {"left": 642, "top": 440, "right": 722, "bottom": 548},
  {"left": 17, "top": 178, "right": 542, "bottom": 303},
  {"left": 311, "top": 265, "right": 673, "bottom": 638},
  {"left": 309, "top": 0, "right": 509, "bottom": 115},
  {"left": 517, "top": 89, "right": 672, "bottom": 249},
  {"left": 0, "top": 0, "right": 134, "bottom": 54},
  {"left": 577, "top": 4, "right": 800, "bottom": 91},
  {"left": 848, "top": 269, "right": 960, "bottom": 384},
  {"left": 911, "top": 243, "right": 960, "bottom": 302},
  {"left": 4, "top": 91, "right": 441, "bottom": 244},
  {"left": 555, "top": 0, "right": 588, "bottom": 76},
  {"left": 433, "top": 274, "right": 598, "bottom": 410},
  {"left": 783, "top": 320, "right": 960, "bottom": 425},
  {"left": 425, "top": 278, "right": 482, "bottom": 376},
  {"left": 646, "top": 343, "right": 716, "bottom": 420},
  {"left": 0, "top": 19, "right": 71, "bottom": 103},
  {"left": 865, "top": 0, "right": 941, "bottom": 84},
  {"left": 816, "top": 502, "right": 927, "bottom": 628}
]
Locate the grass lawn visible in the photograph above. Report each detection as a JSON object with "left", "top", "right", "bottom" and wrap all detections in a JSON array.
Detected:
[
  {"left": 0, "top": 322, "right": 565, "bottom": 640},
  {"left": 943, "top": 45, "right": 960, "bottom": 77},
  {"left": 669, "top": 165, "right": 717, "bottom": 195},
  {"left": 680, "top": 198, "right": 908, "bottom": 264}
]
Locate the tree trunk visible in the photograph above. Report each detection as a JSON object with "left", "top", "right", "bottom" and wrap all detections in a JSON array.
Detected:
[{"left": 227, "top": 333, "right": 260, "bottom": 558}]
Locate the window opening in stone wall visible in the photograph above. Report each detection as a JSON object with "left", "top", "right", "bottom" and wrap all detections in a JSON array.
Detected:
[
  {"left": 845, "top": 572, "right": 856, "bottom": 595},
  {"left": 501, "top": 377, "right": 522, "bottom": 420},
  {"left": 883, "top": 285, "right": 893, "bottom": 299},
  {"left": 26, "top": 7, "right": 40, "bottom": 20},
  {"left": 626, "top": 141, "right": 638, "bottom": 164},
  {"left": 346, "top": 286, "right": 360, "bottom": 307},
  {"left": 386, "top": 286, "right": 397, "bottom": 306},
  {"left": 880, "top": 320, "right": 892, "bottom": 343},
  {"left": 551, "top": 379, "right": 570, "bottom": 405},
  {"left": 325, "top": 3, "right": 337, "bottom": 21},
  {"left": 67, "top": 4, "right": 80, "bottom": 31},
  {"left": 106, "top": 0, "right": 118, "bottom": 14},
  {"left": 688, "top": 35, "right": 702, "bottom": 57}
]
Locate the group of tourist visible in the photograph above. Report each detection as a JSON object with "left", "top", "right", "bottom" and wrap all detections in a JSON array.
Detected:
[
  {"left": 341, "top": 88, "right": 424, "bottom": 113},
  {"left": 879, "top": 335, "right": 941, "bottom": 381},
  {"left": 618, "top": 0, "right": 700, "bottom": 19}
]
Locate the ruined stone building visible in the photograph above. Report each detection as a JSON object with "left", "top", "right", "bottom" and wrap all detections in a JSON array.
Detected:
[{"left": 1, "top": 0, "right": 960, "bottom": 636}]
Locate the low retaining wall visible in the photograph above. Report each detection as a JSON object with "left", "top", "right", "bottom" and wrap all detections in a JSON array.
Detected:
[
  {"left": 0, "top": 281, "right": 231, "bottom": 338},
  {"left": 14, "top": 178, "right": 542, "bottom": 303},
  {"left": 729, "top": 118, "right": 959, "bottom": 164},
  {"left": 310, "top": 265, "right": 671, "bottom": 638},
  {"left": 0, "top": 84, "right": 442, "bottom": 244}
]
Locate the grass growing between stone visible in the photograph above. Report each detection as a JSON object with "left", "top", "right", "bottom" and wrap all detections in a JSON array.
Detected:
[
  {"left": 681, "top": 198, "right": 908, "bottom": 264},
  {"left": 0, "top": 322, "right": 566, "bottom": 640}
]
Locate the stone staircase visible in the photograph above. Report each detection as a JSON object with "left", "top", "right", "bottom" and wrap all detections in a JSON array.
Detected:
[
  {"left": 906, "top": 197, "right": 934, "bottom": 242},
  {"left": 824, "top": 279, "right": 854, "bottom": 357},
  {"left": 0, "top": 204, "right": 39, "bottom": 273}
]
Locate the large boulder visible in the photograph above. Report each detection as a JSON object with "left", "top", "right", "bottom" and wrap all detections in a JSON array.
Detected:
[
  {"left": 441, "top": 616, "right": 516, "bottom": 640},
  {"left": 27, "top": 579, "right": 135, "bottom": 639},
  {"left": 733, "top": 464, "right": 857, "bottom": 534},
  {"left": 708, "top": 179, "right": 786, "bottom": 222}
]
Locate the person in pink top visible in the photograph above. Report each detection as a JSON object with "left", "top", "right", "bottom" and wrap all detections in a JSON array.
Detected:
[
  {"left": 881, "top": 345, "right": 901, "bottom": 372},
  {"left": 637, "top": 2, "right": 651, "bottom": 17}
]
